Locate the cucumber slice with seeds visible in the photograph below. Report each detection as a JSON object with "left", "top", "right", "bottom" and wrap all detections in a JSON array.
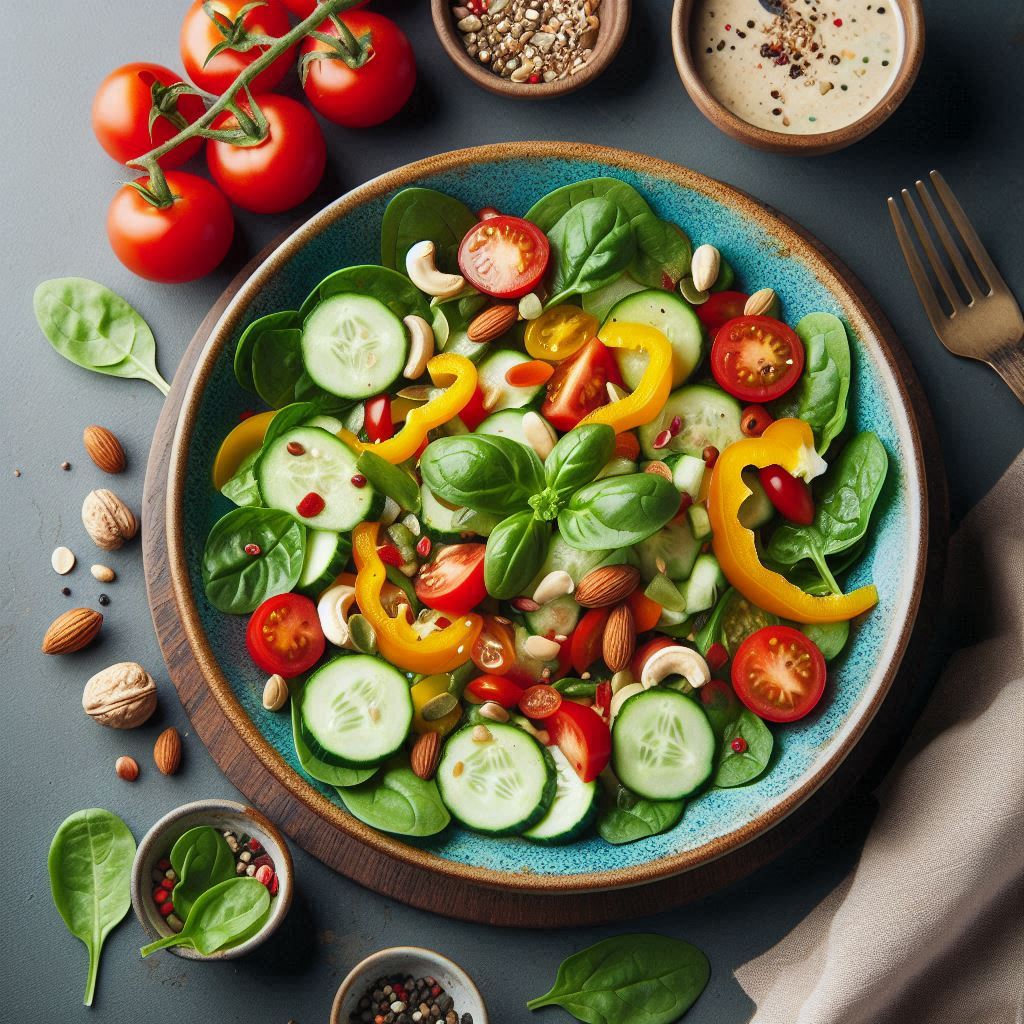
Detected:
[
  {"left": 476, "top": 408, "right": 529, "bottom": 446},
  {"left": 638, "top": 384, "right": 744, "bottom": 460},
  {"left": 522, "top": 746, "right": 598, "bottom": 844},
  {"left": 296, "top": 529, "right": 350, "bottom": 597},
  {"left": 476, "top": 349, "right": 543, "bottom": 411}
]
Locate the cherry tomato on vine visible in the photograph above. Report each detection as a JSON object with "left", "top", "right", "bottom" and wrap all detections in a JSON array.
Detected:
[
  {"left": 518, "top": 684, "right": 563, "bottom": 720},
  {"left": 524, "top": 305, "right": 598, "bottom": 361},
  {"left": 696, "top": 290, "right": 748, "bottom": 332},
  {"left": 246, "top": 593, "right": 325, "bottom": 678},
  {"left": 92, "top": 63, "right": 206, "bottom": 168},
  {"left": 759, "top": 464, "right": 815, "bottom": 525},
  {"left": 206, "top": 94, "right": 325, "bottom": 214},
  {"left": 180, "top": 0, "right": 295, "bottom": 95},
  {"left": 541, "top": 337, "right": 623, "bottom": 431},
  {"left": 107, "top": 172, "right": 234, "bottom": 283},
  {"left": 711, "top": 315, "right": 805, "bottom": 403},
  {"left": 458, "top": 216, "right": 550, "bottom": 299},
  {"left": 731, "top": 626, "right": 826, "bottom": 723},
  {"left": 300, "top": 11, "right": 415, "bottom": 128},
  {"left": 414, "top": 543, "right": 487, "bottom": 616}
]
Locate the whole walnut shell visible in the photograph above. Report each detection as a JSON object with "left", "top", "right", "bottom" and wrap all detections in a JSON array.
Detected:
[
  {"left": 82, "top": 488, "right": 138, "bottom": 551},
  {"left": 83, "top": 662, "right": 157, "bottom": 729}
]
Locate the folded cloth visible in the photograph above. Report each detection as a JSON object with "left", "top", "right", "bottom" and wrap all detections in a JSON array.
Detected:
[{"left": 736, "top": 453, "right": 1024, "bottom": 1024}]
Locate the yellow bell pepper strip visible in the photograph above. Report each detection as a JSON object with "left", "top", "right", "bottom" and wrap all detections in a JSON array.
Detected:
[
  {"left": 575, "top": 323, "right": 673, "bottom": 433},
  {"left": 336, "top": 353, "right": 477, "bottom": 464},
  {"left": 352, "top": 522, "right": 482, "bottom": 673},
  {"left": 211, "top": 410, "right": 276, "bottom": 489},
  {"left": 707, "top": 418, "right": 878, "bottom": 624}
]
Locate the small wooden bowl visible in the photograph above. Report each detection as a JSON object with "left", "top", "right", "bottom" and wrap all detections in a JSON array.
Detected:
[
  {"left": 430, "top": 0, "right": 631, "bottom": 99},
  {"left": 671, "top": 0, "right": 925, "bottom": 155}
]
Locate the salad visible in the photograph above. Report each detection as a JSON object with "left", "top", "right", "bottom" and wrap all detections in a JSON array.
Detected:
[{"left": 202, "top": 177, "right": 888, "bottom": 846}]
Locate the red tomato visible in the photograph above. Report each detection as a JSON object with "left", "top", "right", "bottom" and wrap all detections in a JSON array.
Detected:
[
  {"left": 741, "top": 404, "right": 774, "bottom": 437},
  {"left": 414, "top": 543, "right": 487, "bottom": 616},
  {"left": 711, "top": 316, "right": 805, "bottom": 403},
  {"left": 364, "top": 394, "right": 394, "bottom": 444},
  {"left": 731, "top": 625, "right": 826, "bottom": 723},
  {"left": 696, "top": 290, "right": 748, "bottom": 332},
  {"left": 458, "top": 216, "right": 550, "bottom": 299},
  {"left": 518, "top": 684, "right": 563, "bottom": 720},
  {"left": 107, "top": 172, "right": 234, "bottom": 283},
  {"left": 541, "top": 338, "right": 623, "bottom": 432},
  {"left": 570, "top": 608, "right": 609, "bottom": 674},
  {"left": 546, "top": 700, "right": 611, "bottom": 782},
  {"left": 471, "top": 615, "right": 516, "bottom": 675},
  {"left": 180, "top": 0, "right": 295, "bottom": 94},
  {"left": 281, "top": 0, "right": 367, "bottom": 14},
  {"left": 246, "top": 593, "right": 325, "bottom": 678},
  {"left": 300, "top": 12, "right": 415, "bottom": 128},
  {"left": 457, "top": 386, "right": 490, "bottom": 430},
  {"left": 465, "top": 674, "right": 524, "bottom": 708},
  {"left": 594, "top": 680, "right": 612, "bottom": 717},
  {"left": 759, "top": 464, "right": 815, "bottom": 525},
  {"left": 630, "top": 635, "right": 676, "bottom": 679},
  {"left": 92, "top": 63, "right": 205, "bottom": 168}
]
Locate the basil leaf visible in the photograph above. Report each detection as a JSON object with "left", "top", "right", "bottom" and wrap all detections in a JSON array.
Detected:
[
  {"left": 546, "top": 197, "right": 637, "bottom": 306},
  {"left": 597, "top": 786, "right": 685, "bottom": 845},
  {"left": 202, "top": 507, "right": 306, "bottom": 614},
  {"left": 170, "top": 827, "right": 236, "bottom": 921},
  {"left": 252, "top": 327, "right": 304, "bottom": 409},
  {"left": 527, "top": 933, "right": 710, "bottom": 1024},
  {"left": 234, "top": 310, "right": 300, "bottom": 393},
  {"left": 298, "top": 264, "right": 431, "bottom": 322},
  {"left": 221, "top": 450, "right": 262, "bottom": 508},
  {"left": 290, "top": 680, "right": 378, "bottom": 787},
  {"left": 545, "top": 424, "right": 616, "bottom": 500},
  {"left": 713, "top": 710, "right": 774, "bottom": 788},
  {"left": 420, "top": 434, "right": 545, "bottom": 516},
  {"left": 484, "top": 511, "right": 552, "bottom": 599},
  {"left": 381, "top": 187, "right": 478, "bottom": 275},
  {"left": 337, "top": 758, "right": 451, "bottom": 837},
  {"left": 34, "top": 278, "right": 170, "bottom": 395},
  {"left": 558, "top": 473, "right": 680, "bottom": 551}
]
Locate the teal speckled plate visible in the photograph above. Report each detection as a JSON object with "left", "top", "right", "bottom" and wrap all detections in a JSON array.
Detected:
[{"left": 161, "top": 143, "right": 929, "bottom": 902}]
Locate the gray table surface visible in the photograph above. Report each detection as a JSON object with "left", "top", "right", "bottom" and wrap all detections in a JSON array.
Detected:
[{"left": 2, "top": 0, "right": 1022, "bottom": 1020}]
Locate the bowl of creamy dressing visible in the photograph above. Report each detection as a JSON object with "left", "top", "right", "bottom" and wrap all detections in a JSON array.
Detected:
[{"left": 672, "top": 0, "right": 924, "bottom": 153}]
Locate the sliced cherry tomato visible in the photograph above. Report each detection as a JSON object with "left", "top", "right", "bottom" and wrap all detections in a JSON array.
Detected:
[
  {"left": 546, "top": 700, "right": 611, "bottom": 782},
  {"left": 246, "top": 593, "right": 324, "bottom": 678},
  {"left": 465, "top": 674, "right": 525, "bottom": 708},
  {"left": 505, "top": 359, "right": 554, "bottom": 388},
  {"left": 541, "top": 338, "right": 623, "bottom": 432},
  {"left": 414, "top": 543, "right": 486, "bottom": 616},
  {"left": 759, "top": 464, "right": 815, "bottom": 525},
  {"left": 524, "top": 305, "right": 598, "bottom": 362},
  {"left": 458, "top": 385, "right": 490, "bottom": 431},
  {"left": 741, "top": 404, "right": 774, "bottom": 437},
  {"left": 458, "top": 216, "right": 550, "bottom": 299},
  {"left": 364, "top": 394, "right": 394, "bottom": 444},
  {"left": 630, "top": 635, "right": 676, "bottom": 679},
  {"left": 470, "top": 615, "right": 516, "bottom": 675},
  {"left": 518, "top": 684, "right": 563, "bottom": 720},
  {"left": 570, "top": 608, "right": 609, "bottom": 674},
  {"left": 700, "top": 678, "right": 742, "bottom": 735},
  {"left": 731, "top": 625, "right": 826, "bottom": 723},
  {"left": 711, "top": 315, "right": 805, "bottom": 403},
  {"left": 696, "top": 290, "right": 749, "bottom": 332},
  {"left": 627, "top": 590, "right": 663, "bottom": 634}
]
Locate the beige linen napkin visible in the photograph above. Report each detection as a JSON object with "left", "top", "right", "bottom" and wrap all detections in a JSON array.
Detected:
[{"left": 736, "top": 453, "right": 1024, "bottom": 1024}]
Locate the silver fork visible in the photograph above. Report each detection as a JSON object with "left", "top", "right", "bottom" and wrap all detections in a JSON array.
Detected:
[{"left": 887, "top": 170, "right": 1024, "bottom": 404}]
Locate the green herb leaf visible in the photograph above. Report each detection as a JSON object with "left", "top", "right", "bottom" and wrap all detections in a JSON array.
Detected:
[
  {"left": 558, "top": 473, "right": 680, "bottom": 551},
  {"left": 170, "top": 827, "right": 236, "bottom": 921},
  {"left": 291, "top": 680, "right": 379, "bottom": 787},
  {"left": 597, "top": 786, "right": 685, "bottom": 845},
  {"left": 337, "top": 758, "right": 451, "bottom": 836},
  {"left": 484, "top": 511, "right": 552, "bottom": 599},
  {"left": 545, "top": 424, "right": 616, "bottom": 501},
  {"left": 713, "top": 710, "right": 774, "bottom": 788},
  {"left": 252, "top": 327, "right": 304, "bottom": 409},
  {"left": 381, "top": 187, "right": 479, "bottom": 276},
  {"left": 299, "top": 264, "right": 432, "bottom": 323},
  {"left": 234, "top": 310, "right": 301, "bottom": 393}
]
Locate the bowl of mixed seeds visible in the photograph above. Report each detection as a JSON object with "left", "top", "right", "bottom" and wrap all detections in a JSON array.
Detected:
[{"left": 431, "top": 0, "right": 630, "bottom": 97}]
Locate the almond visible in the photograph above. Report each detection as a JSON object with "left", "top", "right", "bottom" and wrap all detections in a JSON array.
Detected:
[
  {"left": 410, "top": 731, "right": 441, "bottom": 780},
  {"left": 83, "top": 425, "right": 126, "bottom": 474},
  {"left": 575, "top": 565, "right": 640, "bottom": 608},
  {"left": 115, "top": 756, "right": 140, "bottom": 782},
  {"left": 41, "top": 607, "right": 103, "bottom": 654},
  {"left": 643, "top": 461, "right": 672, "bottom": 481},
  {"left": 602, "top": 603, "right": 636, "bottom": 673},
  {"left": 743, "top": 287, "right": 779, "bottom": 317},
  {"left": 467, "top": 304, "right": 517, "bottom": 343},
  {"left": 691, "top": 244, "right": 721, "bottom": 293},
  {"left": 154, "top": 727, "right": 182, "bottom": 776}
]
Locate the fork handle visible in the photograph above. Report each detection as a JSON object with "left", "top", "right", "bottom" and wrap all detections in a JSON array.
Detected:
[{"left": 989, "top": 338, "right": 1024, "bottom": 406}]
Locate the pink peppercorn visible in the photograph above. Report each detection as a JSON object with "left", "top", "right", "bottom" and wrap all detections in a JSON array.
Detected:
[
  {"left": 153, "top": 887, "right": 169, "bottom": 904},
  {"left": 156, "top": 857, "right": 171, "bottom": 871},
  {"left": 269, "top": 873, "right": 280, "bottom": 897},
  {"left": 248, "top": 837, "right": 263, "bottom": 854},
  {"left": 254, "top": 865, "right": 275, "bottom": 888},
  {"left": 416, "top": 535, "right": 432, "bottom": 558},
  {"left": 351, "top": 473, "right": 367, "bottom": 488},
  {"left": 244, "top": 543, "right": 261, "bottom": 556},
  {"left": 652, "top": 428, "right": 673, "bottom": 450},
  {"left": 159, "top": 901, "right": 175, "bottom": 917},
  {"left": 731, "top": 736, "right": 748, "bottom": 753}
]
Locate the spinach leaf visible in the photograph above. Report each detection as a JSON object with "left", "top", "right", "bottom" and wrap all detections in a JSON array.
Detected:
[
  {"left": 527, "top": 933, "right": 710, "bottom": 1024},
  {"left": 252, "top": 327, "right": 304, "bottom": 409},
  {"left": 546, "top": 197, "right": 637, "bottom": 306},
  {"left": 545, "top": 424, "right": 616, "bottom": 501},
  {"left": 526, "top": 176, "right": 652, "bottom": 230},
  {"left": 597, "top": 786, "right": 685, "bottom": 845},
  {"left": 202, "top": 507, "right": 306, "bottom": 614},
  {"left": 298, "top": 264, "right": 431, "bottom": 323},
  {"left": 765, "top": 432, "right": 888, "bottom": 593},
  {"left": 629, "top": 215, "right": 692, "bottom": 288},
  {"left": 484, "top": 511, "right": 552, "bottom": 599},
  {"left": 381, "top": 187, "right": 479, "bottom": 275},
  {"left": 221, "top": 450, "right": 263, "bottom": 508},
  {"left": 169, "top": 826, "right": 236, "bottom": 921},
  {"left": 48, "top": 808, "right": 135, "bottom": 1005},
  {"left": 420, "top": 434, "right": 545, "bottom": 516},
  {"left": 790, "top": 580, "right": 850, "bottom": 661},
  {"left": 34, "top": 278, "right": 170, "bottom": 395},
  {"left": 234, "top": 310, "right": 300, "bottom": 393},
  {"left": 713, "top": 710, "right": 773, "bottom": 788},
  {"left": 559, "top": 473, "right": 680, "bottom": 551},
  {"left": 261, "top": 401, "right": 321, "bottom": 449},
  {"left": 140, "top": 877, "right": 270, "bottom": 957},
  {"left": 291, "top": 681, "right": 379, "bottom": 787},
  {"left": 337, "top": 758, "right": 451, "bottom": 836}
]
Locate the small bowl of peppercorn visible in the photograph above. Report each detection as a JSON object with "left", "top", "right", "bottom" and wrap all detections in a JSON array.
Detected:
[
  {"left": 431, "top": 0, "right": 631, "bottom": 99},
  {"left": 330, "top": 947, "right": 489, "bottom": 1024},
  {"left": 131, "top": 799, "right": 294, "bottom": 960}
]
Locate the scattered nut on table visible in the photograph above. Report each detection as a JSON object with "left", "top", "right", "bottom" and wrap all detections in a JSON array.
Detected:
[
  {"left": 82, "top": 488, "right": 138, "bottom": 550},
  {"left": 51, "top": 546, "right": 76, "bottom": 575},
  {"left": 90, "top": 564, "right": 116, "bottom": 583},
  {"left": 115, "top": 755, "right": 139, "bottom": 782},
  {"left": 82, "top": 661, "right": 157, "bottom": 728}
]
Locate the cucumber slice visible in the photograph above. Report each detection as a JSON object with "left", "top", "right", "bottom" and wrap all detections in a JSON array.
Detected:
[
  {"left": 436, "top": 722, "right": 556, "bottom": 834},
  {"left": 669, "top": 454, "right": 705, "bottom": 499},
  {"left": 687, "top": 504, "right": 712, "bottom": 540},
  {"left": 305, "top": 414, "right": 344, "bottom": 433},
  {"left": 291, "top": 680, "right": 378, "bottom": 787},
  {"left": 530, "top": 534, "right": 631, "bottom": 591},
  {"left": 582, "top": 275, "right": 646, "bottom": 322},
  {"left": 681, "top": 554, "right": 726, "bottom": 615},
  {"left": 420, "top": 483, "right": 464, "bottom": 542},
  {"left": 301, "top": 294, "right": 407, "bottom": 399},
  {"left": 638, "top": 384, "right": 744, "bottom": 460},
  {"left": 476, "top": 408, "right": 529, "bottom": 446},
  {"left": 258, "top": 426, "right": 382, "bottom": 531},
  {"left": 476, "top": 349, "right": 543, "bottom": 411},
  {"left": 296, "top": 529, "right": 350, "bottom": 597},
  {"left": 739, "top": 468, "right": 774, "bottom": 529},
  {"left": 522, "top": 746, "right": 598, "bottom": 844},
  {"left": 525, "top": 594, "right": 581, "bottom": 639},
  {"left": 612, "top": 689, "right": 715, "bottom": 800},
  {"left": 637, "top": 516, "right": 701, "bottom": 582},
  {"left": 299, "top": 655, "right": 413, "bottom": 768},
  {"left": 601, "top": 289, "right": 705, "bottom": 389}
]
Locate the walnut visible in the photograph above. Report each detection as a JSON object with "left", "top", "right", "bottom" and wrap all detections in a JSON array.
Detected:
[
  {"left": 83, "top": 662, "right": 157, "bottom": 729},
  {"left": 81, "top": 489, "right": 138, "bottom": 551}
]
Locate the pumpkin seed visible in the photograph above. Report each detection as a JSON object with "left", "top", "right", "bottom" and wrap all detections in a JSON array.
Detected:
[
  {"left": 421, "top": 692, "right": 459, "bottom": 721},
  {"left": 348, "top": 614, "right": 378, "bottom": 656}
]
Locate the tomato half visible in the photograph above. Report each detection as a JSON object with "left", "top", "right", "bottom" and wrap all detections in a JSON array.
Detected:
[
  {"left": 524, "top": 305, "right": 598, "bottom": 361},
  {"left": 465, "top": 674, "right": 524, "bottom": 708},
  {"left": 711, "top": 315, "right": 805, "bottom": 403},
  {"left": 546, "top": 700, "right": 611, "bottom": 782},
  {"left": 92, "top": 63, "right": 206, "bottom": 168},
  {"left": 759, "top": 464, "right": 815, "bottom": 525},
  {"left": 458, "top": 216, "right": 550, "bottom": 299},
  {"left": 541, "top": 338, "right": 623, "bottom": 432},
  {"left": 107, "top": 172, "right": 234, "bottom": 283},
  {"left": 696, "top": 290, "right": 749, "bottom": 332},
  {"left": 731, "top": 625, "right": 826, "bottom": 723},
  {"left": 518, "top": 684, "right": 563, "bottom": 720},
  {"left": 246, "top": 593, "right": 325, "bottom": 678},
  {"left": 414, "top": 543, "right": 487, "bottom": 616},
  {"left": 570, "top": 608, "right": 609, "bottom": 674}
]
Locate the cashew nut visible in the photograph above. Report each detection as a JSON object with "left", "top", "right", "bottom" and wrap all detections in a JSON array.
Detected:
[
  {"left": 406, "top": 240, "right": 465, "bottom": 299},
  {"left": 640, "top": 645, "right": 711, "bottom": 691},
  {"left": 402, "top": 315, "right": 435, "bottom": 379},
  {"left": 523, "top": 410, "right": 557, "bottom": 460},
  {"left": 532, "top": 569, "right": 574, "bottom": 606},
  {"left": 317, "top": 583, "right": 357, "bottom": 649},
  {"left": 524, "top": 633, "right": 562, "bottom": 661},
  {"left": 610, "top": 682, "right": 643, "bottom": 719}
]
